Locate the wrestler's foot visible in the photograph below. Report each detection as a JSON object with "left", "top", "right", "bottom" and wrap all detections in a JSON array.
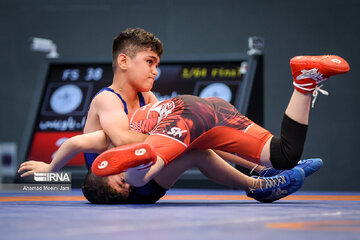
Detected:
[
  {"left": 92, "top": 143, "right": 157, "bottom": 176},
  {"left": 259, "top": 158, "right": 323, "bottom": 177},
  {"left": 291, "top": 55, "right": 350, "bottom": 93},
  {"left": 290, "top": 55, "right": 350, "bottom": 106},
  {"left": 247, "top": 167, "right": 305, "bottom": 203},
  {"left": 296, "top": 158, "right": 323, "bottom": 177}
]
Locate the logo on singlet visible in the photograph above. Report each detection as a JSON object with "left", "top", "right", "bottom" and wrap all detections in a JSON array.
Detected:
[
  {"left": 167, "top": 127, "right": 188, "bottom": 138},
  {"left": 150, "top": 100, "right": 175, "bottom": 121},
  {"left": 98, "top": 161, "right": 108, "bottom": 169},
  {"left": 135, "top": 148, "right": 147, "bottom": 156}
]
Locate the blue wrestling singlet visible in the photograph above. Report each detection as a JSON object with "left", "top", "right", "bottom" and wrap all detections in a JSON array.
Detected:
[{"left": 83, "top": 88, "right": 145, "bottom": 168}]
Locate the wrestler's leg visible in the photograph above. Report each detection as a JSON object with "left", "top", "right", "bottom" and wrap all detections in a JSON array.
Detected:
[
  {"left": 153, "top": 151, "right": 198, "bottom": 189},
  {"left": 260, "top": 90, "right": 311, "bottom": 168},
  {"left": 260, "top": 55, "right": 349, "bottom": 169},
  {"left": 214, "top": 150, "right": 265, "bottom": 173},
  {"left": 154, "top": 149, "right": 260, "bottom": 190},
  {"left": 215, "top": 149, "right": 324, "bottom": 178},
  {"left": 194, "top": 150, "right": 257, "bottom": 190}
]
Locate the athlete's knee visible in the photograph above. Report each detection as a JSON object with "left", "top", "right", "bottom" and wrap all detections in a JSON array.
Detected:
[
  {"left": 269, "top": 137, "right": 303, "bottom": 169},
  {"left": 269, "top": 114, "right": 308, "bottom": 169}
]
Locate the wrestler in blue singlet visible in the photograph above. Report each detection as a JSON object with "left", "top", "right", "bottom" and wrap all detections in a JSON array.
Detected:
[{"left": 83, "top": 88, "right": 166, "bottom": 204}]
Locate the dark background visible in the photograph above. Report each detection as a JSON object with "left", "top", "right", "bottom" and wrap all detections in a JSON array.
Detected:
[{"left": 1, "top": 0, "right": 359, "bottom": 190}]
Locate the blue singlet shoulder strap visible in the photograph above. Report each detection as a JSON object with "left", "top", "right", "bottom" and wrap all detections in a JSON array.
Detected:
[
  {"left": 101, "top": 87, "right": 128, "bottom": 114},
  {"left": 138, "top": 92, "right": 145, "bottom": 107},
  {"left": 100, "top": 88, "right": 146, "bottom": 114}
]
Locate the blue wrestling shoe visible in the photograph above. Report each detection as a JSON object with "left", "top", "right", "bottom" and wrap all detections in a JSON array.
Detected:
[
  {"left": 246, "top": 167, "right": 305, "bottom": 203},
  {"left": 296, "top": 158, "right": 323, "bottom": 177},
  {"left": 259, "top": 158, "right": 323, "bottom": 177}
]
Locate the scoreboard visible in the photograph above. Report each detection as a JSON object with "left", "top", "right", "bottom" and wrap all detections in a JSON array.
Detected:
[
  {"left": 24, "top": 53, "right": 263, "bottom": 170},
  {"left": 26, "top": 64, "right": 112, "bottom": 166}
]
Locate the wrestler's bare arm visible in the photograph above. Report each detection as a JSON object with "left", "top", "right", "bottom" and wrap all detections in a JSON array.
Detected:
[
  {"left": 93, "top": 92, "right": 149, "bottom": 146},
  {"left": 18, "top": 131, "right": 109, "bottom": 177}
]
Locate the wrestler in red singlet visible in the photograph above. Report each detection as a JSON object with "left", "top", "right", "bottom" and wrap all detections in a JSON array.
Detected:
[{"left": 130, "top": 95, "right": 273, "bottom": 165}]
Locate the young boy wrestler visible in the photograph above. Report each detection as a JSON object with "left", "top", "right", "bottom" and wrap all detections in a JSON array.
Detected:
[
  {"left": 87, "top": 55, "right": 349, "bottom": 202},
  {"left": 82, "top": 27, "right": 161, "bottom": 168}
]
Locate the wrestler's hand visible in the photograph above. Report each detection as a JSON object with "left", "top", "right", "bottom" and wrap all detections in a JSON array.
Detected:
[
  {"left": 124, "top": 165, "right": 152, "bottom": 187},
  {"left": 18, "top": 161, "right": 51, "bottom": 177},
  {"left": 92, "top": 143, "right": 157, "bottom": 176}
]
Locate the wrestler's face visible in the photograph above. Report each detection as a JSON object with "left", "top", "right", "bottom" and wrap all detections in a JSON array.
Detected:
[
  {"left": 107, "top": 173, "right": 132, "bottom": 198},
  {"left": 126, "top": 48, "right": 159, "bottom": 92}
]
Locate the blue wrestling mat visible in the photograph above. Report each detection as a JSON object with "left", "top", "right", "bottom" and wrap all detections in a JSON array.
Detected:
[{"left": 1, "top": 189, "right": 359, "bottom": 240}]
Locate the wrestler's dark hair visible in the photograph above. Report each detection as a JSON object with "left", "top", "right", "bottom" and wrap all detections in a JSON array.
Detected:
[
  {"left": 81, "top": 170, "right": 129, "bottom": 204},
  {"left": 112, "top": 27, "right": 163, "bottom": 72}
]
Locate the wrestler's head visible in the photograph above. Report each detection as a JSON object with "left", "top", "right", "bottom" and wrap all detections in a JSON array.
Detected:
[
  {"left": 82, "top": 170, "right": 131, "bottom": 204},
  {"left": 112, "top": 27, "right": 163, "bottom": 72}
]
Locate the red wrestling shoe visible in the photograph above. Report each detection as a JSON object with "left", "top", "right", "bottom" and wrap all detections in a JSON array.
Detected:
[
  {"left": 92, "top": 143, "right": 157, "bottom": 176},
  {"left": 290, "top": 55, "right": 350, "bottom": 106}
]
